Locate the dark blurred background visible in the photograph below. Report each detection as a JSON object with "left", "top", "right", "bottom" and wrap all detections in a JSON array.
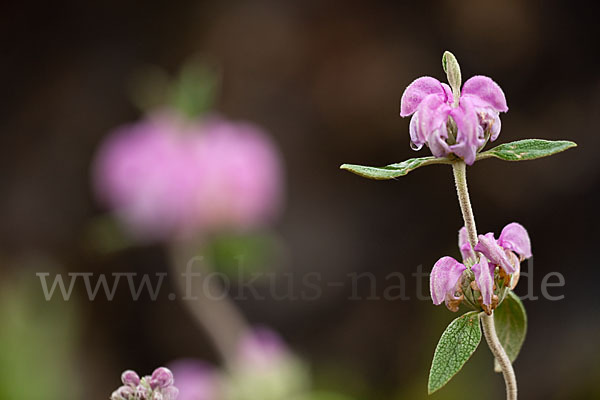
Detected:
[{"left": 1, "top": 1, "right": 599, "bottom": 399}]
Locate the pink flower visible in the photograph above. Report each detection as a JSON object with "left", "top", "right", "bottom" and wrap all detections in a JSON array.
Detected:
[
  {"left": 431, "top": 223, "right": 531, "bottom": 310},
  {"left": 497, "top": 222, "right": 533, "bottom": 260},
  {"left": 92, "top": 111, "right": 283, "bottom": 241},
  {"left": 400, "top": 75, "right": 508, "bottom": 165},
  {"left": 224, "top": 327, "right": 310, "bottom": 399},
  {"left": 112, "top": 367, "right": 179, "bottom": 400},
  {"left": 472, "top": 223, "right": 532, "bottom": 305},
  {"left": 474, "top": 223, "right": 531, "bottom": 271},
  {"left": 430, "top": 256, "right": 467, "bottom": 309},
  {"left": 237, "top": 327, "right": 288, "bottom": 368}
]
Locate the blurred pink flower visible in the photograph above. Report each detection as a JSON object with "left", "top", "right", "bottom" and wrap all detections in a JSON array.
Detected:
[
  {"left": 189, "top": 119, "right": 283, "bottom": 232},
  {"left": 92, "top": 111, "right": 283, "bottom": 241},
  {"left": 224, "top": 327, "right": 310, "bottom": 398},
  {"left": 237, "top": 327, "right": 288, "bottom": 368},
  {"left": 93, "top": 113, "right": 200, "bottom": 240},
  {"left": 168, "top": 360, "right": 221, "bottom": 400}
]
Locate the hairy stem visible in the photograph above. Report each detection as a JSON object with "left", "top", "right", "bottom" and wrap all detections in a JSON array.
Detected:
[
  {"left": 481, "top": 312, "right": 518, "bottom": 400},
  {"left": 452, "top": 161, "right": 478, "bottom": 248},
  {"left": 451, "top": 160, "right": 517, "bottom": 400}
]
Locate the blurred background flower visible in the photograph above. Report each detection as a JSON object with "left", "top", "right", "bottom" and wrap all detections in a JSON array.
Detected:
[
  {"left": 224, "top": 327, "right": 310, "bottom": 400},
  {"left": 169, "top": 359, "right": 222, "bottom": 400},
  {"left": 168, "top": 328, "right": 311, "bottom": 400},
  {"left": 92, "top": 110, "right": 282, "bottom": 241},
  {"left": 92, "top": 57, "right": 283, "bottom": 243},
  {"left": 93, "top": 111, "right": 203, "bottom": 241},
  {"left": 2, "top": 2, "right": 600, "bottom": 399}
]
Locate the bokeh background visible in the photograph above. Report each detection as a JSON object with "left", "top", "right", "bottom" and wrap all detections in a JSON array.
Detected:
[{"left": 1, "top": 1, "right": 599, "bottom": 399}]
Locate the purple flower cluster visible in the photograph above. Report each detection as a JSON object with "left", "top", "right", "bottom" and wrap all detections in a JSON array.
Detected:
[
  {"left": 93, "top": 111, "right": 283, "bottom": 241},
  {"left": 400, "top": 75, "right": 508, "bottom": 165},
  {"left": 111, "top": 367, "right": 178, "bottom": 400},
  {"left": 430, "top": 223, "right": 531, "bottom": 314}
]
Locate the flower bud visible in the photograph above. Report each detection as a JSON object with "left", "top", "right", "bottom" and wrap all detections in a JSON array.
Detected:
[
  {"left": 120, "top": 386, "right": 135, "bottom": 397},
  {"left": 111, "top": 390, "right": 125, "bottom": 400},
  {"left": 150, "top": 367, "right": 174, "bottom": 389},
  {"left": 121, "top": 370, "right": 140, "bottom": 387},
  {"left": 110, "top": 385, "right": 135, "bottom": 400}
]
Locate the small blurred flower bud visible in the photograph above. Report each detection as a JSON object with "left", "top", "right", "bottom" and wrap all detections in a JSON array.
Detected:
[
  {"left": 110, "top": 385, "right": 135, "bottom": 400},
  {"left": 151, "top": 367, "right": 174, "bottom": 389},
  {"left": 111, "top": 368, "right": 180, "bottom": 400},
  {"left": 111, "top": 390, "right": 125, "bottom": 400},
  {"left": 121, "top": 370, "right": 140, "bottom": 387},
  {"left": 119, "top": 385, "right": 135, "bottom": 397}
]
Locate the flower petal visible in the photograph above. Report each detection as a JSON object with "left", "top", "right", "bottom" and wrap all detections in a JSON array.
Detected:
[
  {"left": 458, "top": 227, "right": 476, "bottom": 263},
  {"left": 474, "top": 232, "right": 516, "bottom": 274},
  {"left": 427, "top": 126, "right": 451, "bottom": 158},
  {"left": 449, "top": 97, "right": 482, "bottom": 165},
  {"left": 506, "top": 250, "right": 521, "bottom": 289},
  {"left": 489, "top": 110, "right": 502, "bottom": 141},
  {"left": 409, "top": 111, "right": 424, "bottom": 149},
  {"left": 462, "top": 75, "right": 508, "bottom": 112},
  {"left": 400, "top": 77, "right": 447, "bottom": 117},
  {"left": 471, "top": 258, "right": 494, "bottom": 306},
  {"left": 416, "top": 93, "right": 451, "bottom": 148},
  {"left": 430, "top": 256, "right": 466, "bottom": 305},
  {"left": 441, "top": 83, "right": 453, "bottom": 102},
  {"left": 498, "top": 222, "right": 532, "bottom": 260}
]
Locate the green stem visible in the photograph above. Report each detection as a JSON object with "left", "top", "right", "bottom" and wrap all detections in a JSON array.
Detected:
[{"left": 451, "top": 161, "right": 517, "bottom": 400}]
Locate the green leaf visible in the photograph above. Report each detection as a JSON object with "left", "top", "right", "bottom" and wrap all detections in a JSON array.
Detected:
[
  {"left": 340, "top": 156, "right": 451, "bottom": 180},
  {"left": 428, "top": 311, "right": 482, "bottom": 394},
  {"left": 477, "top": 139, "right": 577, "bottom": 162},
  {"left": 442, "top": 51, "right": 461, "bottom": 102},
  {"left": 204, "top": 231, "right": 282, "bottom": 276},
  {"left": 493, "top": 291, "right": 527, "bottom": 372},
  {"left": 170, "top": 58, "right": 219, "bottom": 118}
]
